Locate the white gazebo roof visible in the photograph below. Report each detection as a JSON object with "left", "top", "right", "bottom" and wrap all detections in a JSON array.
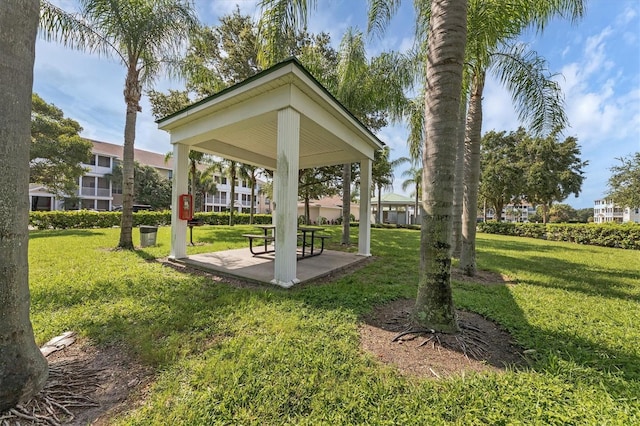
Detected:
[
  {"left": 158, "top": 57, "right": 383, "bottom": 169},
  {"left": 158, "top": 57, "right": 380, "bottom": 287}
]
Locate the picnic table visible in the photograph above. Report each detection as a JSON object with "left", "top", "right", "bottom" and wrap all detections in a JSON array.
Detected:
[{"left": 242, "top": 225, "right": 330, "bottom": 259}]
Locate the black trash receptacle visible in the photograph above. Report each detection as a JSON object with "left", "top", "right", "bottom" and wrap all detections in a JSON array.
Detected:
[{"left": 139, "top": 225, "right": 158, "bottom": 247}]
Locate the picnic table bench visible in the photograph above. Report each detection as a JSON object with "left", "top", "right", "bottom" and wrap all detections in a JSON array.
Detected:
[{"left": 242, "top": 225, "right": 330, "bottom": 258}]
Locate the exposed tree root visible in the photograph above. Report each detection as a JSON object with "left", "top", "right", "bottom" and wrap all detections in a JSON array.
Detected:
[
  {"left": 0, "top": 361, "right": 101, "bottom": 425},
  {"left": 391, "top": 322, "right": 490, "bottom": 362}
]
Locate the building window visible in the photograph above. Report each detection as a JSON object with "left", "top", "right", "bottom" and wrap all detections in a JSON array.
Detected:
[
  {"left": 97, "top": 155, "right": 111, "bottom": 167},
  {"left": 96, "top": 200, "right": 110, "bottom": 211},
  {"left": 88, "top": 155, "right": 96, "bottom": 166}
]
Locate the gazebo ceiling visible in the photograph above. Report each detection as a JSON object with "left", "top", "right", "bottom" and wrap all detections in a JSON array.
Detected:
[{"left": 157, "top": 58, "right": 384, "bottom": 170}]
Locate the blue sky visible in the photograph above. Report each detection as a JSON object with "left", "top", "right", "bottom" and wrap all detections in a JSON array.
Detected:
[{"left": 35, "top": 0, "right": 640, "bottom": 208}]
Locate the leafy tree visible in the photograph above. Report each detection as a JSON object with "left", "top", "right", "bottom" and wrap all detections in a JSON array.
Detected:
[
  {"left": 0, "top": 0, "right": 49, "bottom": 411},
  {"left": 298, "top": 166, "right": 342, "bottom": 224},
  {"left": 479, "top": 129, "right": 527, "bottom": 222},
  {"left": 519, "top": 129, "right": 587, "bottom": 223},
  {"left": 110, "top": 162, "right": 172, "bottom": 210},
  {"left": 549, "top": 203, "right": 577, "bottom": 223},
  {"left": 30, "top": 93, "right": 92, "bottom": 197},
  {"left": 607, "top": 152, "right": 640, "bottom": 208},
  {"left": 575, "top": 207, "right": 593, "bottom": 223},
  {"left": 40, "top": 0, "right": 198, "bottom": 249}
]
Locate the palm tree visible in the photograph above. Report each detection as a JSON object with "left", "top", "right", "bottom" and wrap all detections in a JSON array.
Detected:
[
  {"left": 401, "top": 165, "right": 422, "bottom": 225},
  {"left": 458, "top": 0, "right": 584, "bottom": 276},
  {"left": 0, "top": 0, "right": 49, "bottom": 411},
  {"left": 369, "top": 0, "right": 468, "bottom": 332},
  {"left": 238, "top": 164, "right": 262, "bottom": 224},
  {"left": 209, "top": 160, "right": 241, "bottom": 226},
  {"left": 40, "top": 0, "right": 198, "bottom": 249}
]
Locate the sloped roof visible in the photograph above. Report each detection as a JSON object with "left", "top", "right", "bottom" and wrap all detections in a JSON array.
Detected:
[
  {"left": 157, "top": 57, "right": 384, "bottom": 170},
  {"left": 371, "top": 193, "right": 414, "bottom": 204}
]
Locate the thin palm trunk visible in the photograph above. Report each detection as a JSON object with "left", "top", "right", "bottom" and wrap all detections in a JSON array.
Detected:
[
  {"left": 377, "top": 185, "right": 382, "bottom": 224},
  {"left": 0, "top": 0, "right": 49, "bottom": 411},
  {"left": 249, "top": 178, "right": 255, "bottom": 224},
  {"left": 229, "top": 163, "right": 236, "bottom": 226},
  {"left": 341, "top": 163, "right": 350, "bottom": 244},
  {"left": 190, "top": 159, "right": 197, "bottom": 212},
  {"left": 460, "top": 71, "right": 485, "bottom": 276},
  {"left": 118, "top": 65, "right": 141, "bottom": 249},
  {"left": 414, "top": 0, "right": 467, "bottom": 334},
  {"left": 451, "top": 99, "right": 467, "bottom": 257}
]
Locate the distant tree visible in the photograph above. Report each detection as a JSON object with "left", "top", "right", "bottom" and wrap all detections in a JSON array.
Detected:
[
  {"left": 111, "top": 162, "right": 172, "bottom": 210},
  {"left": 298, "top": 166, "right": 342, "bottom": 224},
  {"left": 607, "top": 152, "right": 640, "bottom": 208},
  {"left": 479, "top": 129, "right": 527, "bottom": 222},
  {"left": 519, "top": 129, "right": 587, "bottom": 223},
  {"left": 549, "top": 203, "right": 577, "bottom": 223},
  {"left": 371, "top": 148, "right": 406, "bottom": 224},
  {"left": 0, "top": 0, "right": 49, "bottom": 411},
  {"left": 239, "top": 165, "right": 261, "bottom": 224},
  {"left": 575, "top": 207, "right": 594, "bottom": 223},
  {"left": 30, "top": 93, "right": 93, "bottom": 197},
  {"left": 401, "top": 165, "right": 422, "bottom": 224}
]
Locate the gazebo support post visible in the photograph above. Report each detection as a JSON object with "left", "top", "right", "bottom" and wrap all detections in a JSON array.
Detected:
[
  {"left": 272, "top": 107, "right": 301, "bottom": 287},
  {"left": 170, "top": 142, "right": 189, "bottom": 259},
  {"left": 358, "top": 157, "right": 372, "bottom": 256}
]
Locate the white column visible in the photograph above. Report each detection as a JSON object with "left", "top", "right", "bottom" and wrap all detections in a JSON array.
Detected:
[
  {"left": 272, "top": 107, "right": 300, "bottom": 287},
  {"left": 358, "top": 157, "right": 372, "bottom": 256},
  {"left": 170, "top": 143, "right": 189, "bottom": 259}
]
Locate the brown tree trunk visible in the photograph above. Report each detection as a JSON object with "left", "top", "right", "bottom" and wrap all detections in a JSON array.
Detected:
[
  {"left": 460, "top": 70, "right": 485, "bottom": 276},
  {"left": 377, "top": 185, "right": 382, "bottom": 224},
  {"left": 118, "top": 65, "right": 141, "bottom": 249},
  {"left": 414, "top": 0, "right": 467, "bottom": 333},
  {"left": 250, "top": 177, "right": 256, "bottom": 224},
  {"left": 0, "top": 0, "right": 49, "bottom": 411},
  {"left": 341, "top": 163, "right": 350, "bottom": 244}
]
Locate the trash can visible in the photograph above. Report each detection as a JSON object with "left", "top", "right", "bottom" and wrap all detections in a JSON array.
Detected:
[{"left": 139, "top": 225, "right": 158, "bottom": 247}]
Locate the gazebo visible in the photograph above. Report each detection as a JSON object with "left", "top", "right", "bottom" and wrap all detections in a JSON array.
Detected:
[{"left": 157, "top": 58, "right": 383, "bottom": 287}]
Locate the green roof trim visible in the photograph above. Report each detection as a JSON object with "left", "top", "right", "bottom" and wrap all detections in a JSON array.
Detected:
[{"left": 371, "top": 193, "right": 415, "bottom": 204}]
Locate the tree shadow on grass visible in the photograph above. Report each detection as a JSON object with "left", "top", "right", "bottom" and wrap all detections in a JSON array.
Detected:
[{"left": 29, "top": 229, "right": 106, "bottom": 239}]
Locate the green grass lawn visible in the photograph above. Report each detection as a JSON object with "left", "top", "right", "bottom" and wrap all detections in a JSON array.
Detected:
[{"left": 28, "top": 226, "right": 639, "bottom": 424}]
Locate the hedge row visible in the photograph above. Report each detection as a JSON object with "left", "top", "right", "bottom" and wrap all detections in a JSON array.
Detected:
[
  {"left": 477, "top": 221, "right": 640, "bottom": 250},
  {"left": 29, "top": 210, "right": 273, "bottom": 230}
]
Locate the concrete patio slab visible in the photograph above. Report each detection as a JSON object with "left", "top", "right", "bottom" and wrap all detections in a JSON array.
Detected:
[{"left": 171, "top": 248, "right": 370, "bottom": 286}]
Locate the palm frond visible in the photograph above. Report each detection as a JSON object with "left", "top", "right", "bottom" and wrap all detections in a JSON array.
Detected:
[
  {"left": 490, "top": 43, "right": 568, "bottom": 135},
  {"left": 367, "top": 0, "right": 402, "bottom": 38}
]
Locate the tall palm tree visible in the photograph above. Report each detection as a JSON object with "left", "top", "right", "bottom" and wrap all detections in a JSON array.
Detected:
[
  {"left": 209, "top": 160, "right": 241, "bottom": 226},
  {"left": 0, "top": 0, "right": 49, "bottom": 411},
  {"left": 238, "top": 164, "right": 262, "bottom": 224},
  {"left": 40, "top": 0, "right": 198, "bottom": 249},
  {"left": 369, "top": 0, "right": 467, "bottom": 332},
  {"left": 401, "top": 165, "right": 422, "bottom": 224},
  {"left": 458, "top": 0, "right": 583, "bottom": 276}
]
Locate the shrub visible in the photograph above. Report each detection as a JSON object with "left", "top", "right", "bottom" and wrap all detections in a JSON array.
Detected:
[
  {"left": 478, "top": 221, "right": 639, "bottom": 250},
  {"left": 29, "top": 210, "right": 273, "bottom": 230}
]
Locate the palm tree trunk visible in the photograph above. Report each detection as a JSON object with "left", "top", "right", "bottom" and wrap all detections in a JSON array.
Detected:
[
  {"left": 229, "top": 162, "right": 236, "bottom": 226},
  {"left": 250, "top": 178, "right": 255, "bottom": 224},
  {"left": 377, "top": 185, "right": 382, "bottom": 224},
  {"left": 414, "top": 187, "right": 419, "bottom": 224},
  {"left": 304, "top": 193, "right": 310, "bottom": 224},
  {"left": 0, "top": 0, "right": 49, "bottom": 410},
  {"left": 190, "top": 159, "right": 197, "bottom": 212},
  {"left": 451, "top": 98, "right": 467, "bottom": 257},
  {"left": 341, "top": 163, "right": 351, "bottom": 244},
  {"left": 414, "top": 0, "right": 467, "bottom": 334},
  {"left": 460, "top": 71, "right": 485, "bottom": 276},
  {"left": 118, "top": 65, "right": 141, "bottom": 249}
]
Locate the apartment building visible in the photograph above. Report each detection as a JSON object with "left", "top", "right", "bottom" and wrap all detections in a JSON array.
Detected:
[
  {"left": 593, "top": 198, "right": 640, "bottom": 223},
  {"left": 593, "top": 199, "right": 624, "bottom": 223},
  {"left": 29, "top": 139, "right": 266, "bottom": 214},
  {"left": 483, "top": 203, "right": 537, "bottom": 222}
]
